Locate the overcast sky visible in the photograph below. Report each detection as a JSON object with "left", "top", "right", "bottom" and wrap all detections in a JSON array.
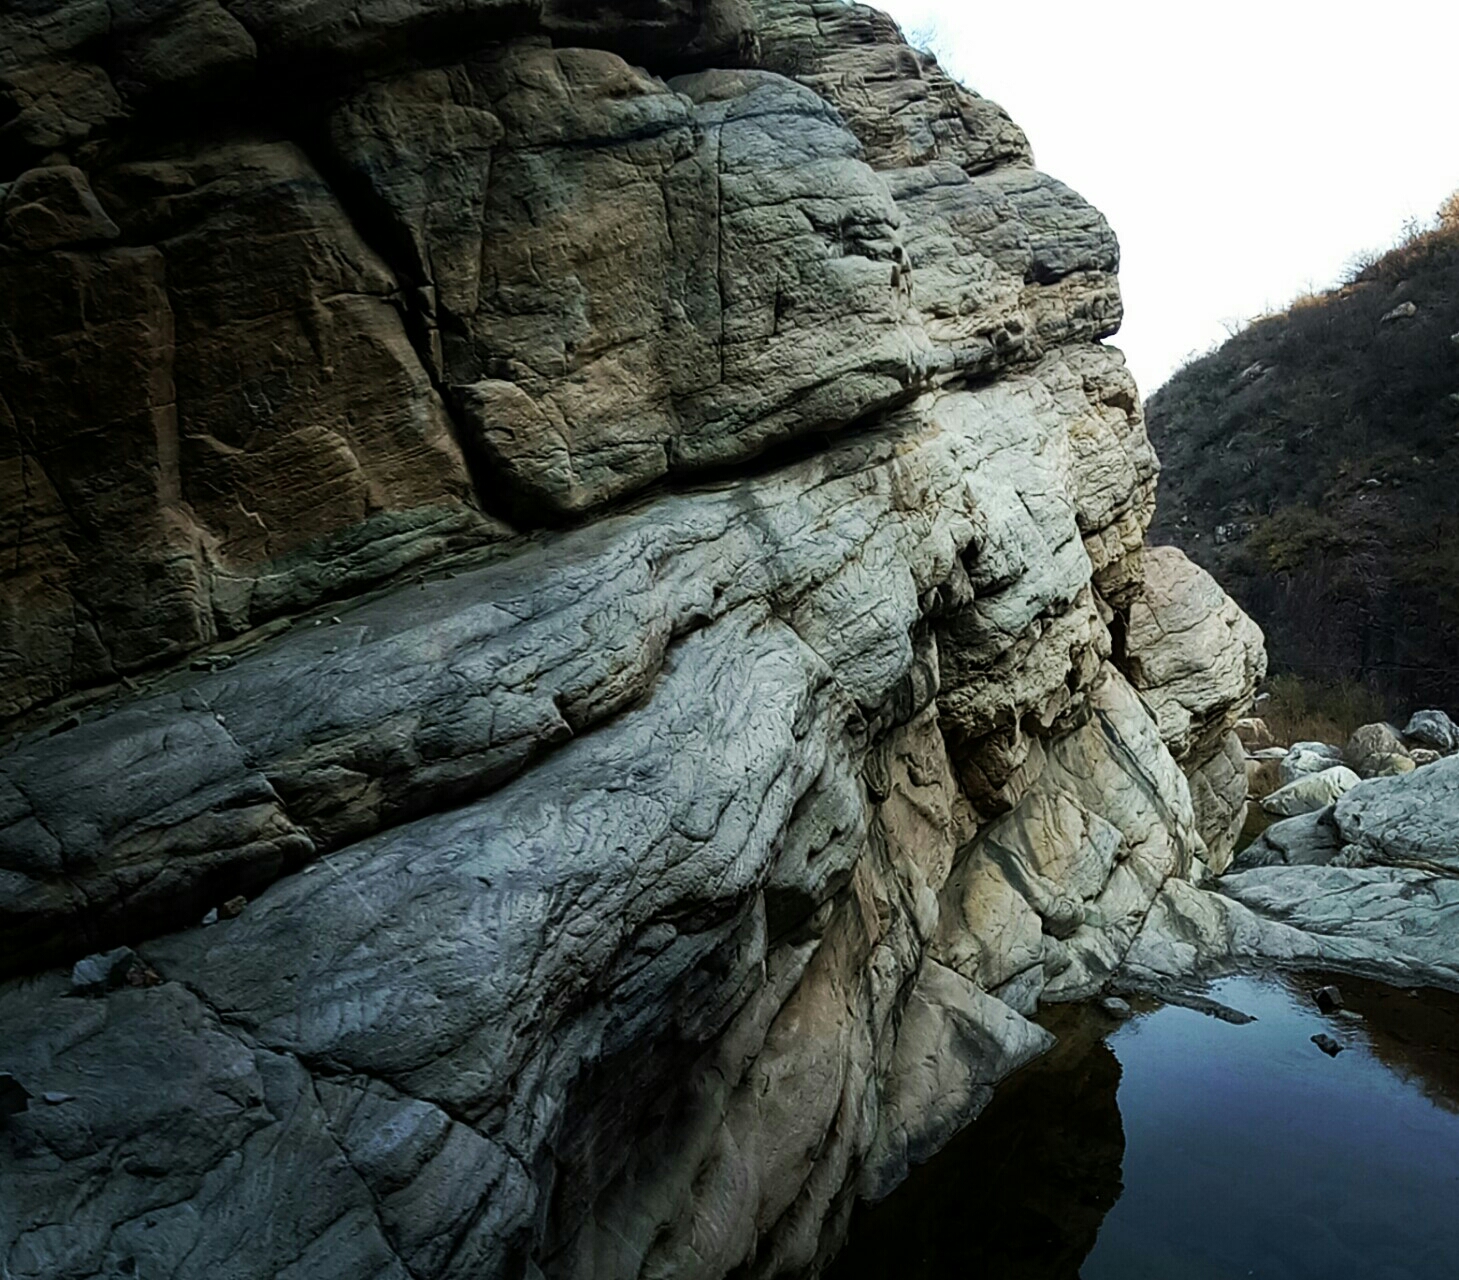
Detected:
[{"left": 878, "top": 0, "right": 1459, "bottom": 397}]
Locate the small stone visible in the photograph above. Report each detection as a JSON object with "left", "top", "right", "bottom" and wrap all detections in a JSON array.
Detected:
[
  {"left": 47, "top": 713, "right": 81, "bottom": 736},
  {"left": 1314, "top": 984, "right": 1344, "bottom": 1013},
  {"left": 70, "top": 946, "right": 141, "bottom": 994},
  {"left": 190, "top": 657, "right": 214, "bottom": 670},
  {"left": 201, "top": 908, "right": 219, "bottom": 926},
  {"left": 329, "top": 615, "right": 342, "bottom": 625},
  {"left": 1311, "top": 1033, "right": 1344, "bottom": 1057},
  {"left": 123, "top": 962, "right": 163, "bottom": 988},
  {"left": 219, "top": 895, "right": 247, "bottom": 919},
  {"left": 1380, "top": 300, "right": 1418, "bottom": 324},
  {"left": 1099, "top": 996, "right": 1133, "bottom": 1019},
  {"left": 41, "top": 1091, "right": 76, "bottom": 1105}
]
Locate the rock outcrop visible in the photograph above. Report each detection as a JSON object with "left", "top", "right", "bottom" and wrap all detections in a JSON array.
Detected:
[
  {"left": 1123, "top": 545, "right": 1266, "bottom": 870},
  {"left": 0, "top": 4, "right": 1265, "bottom": 1278},
  {"left": 1127, "top": 757, "right": 1459, "bottom": 994}
]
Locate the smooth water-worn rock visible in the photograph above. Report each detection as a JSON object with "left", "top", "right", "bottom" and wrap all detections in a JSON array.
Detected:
[
  {"left": 0, "top": 2, "right": 1268, "bottom": 1277},
  {"left": 1128, "top": 757, "right": 1459, "bottom": 995},
  {"left": 1279, "top": 741, "right": 1344, "bottom": 785},
  {"left": 1261, "top": 765, "right": 1361, "bottom": 817}
]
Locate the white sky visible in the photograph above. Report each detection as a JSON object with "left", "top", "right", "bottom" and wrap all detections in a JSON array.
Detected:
[{"left": 878, "top": 0, "right": 1459, "bottom": 396}]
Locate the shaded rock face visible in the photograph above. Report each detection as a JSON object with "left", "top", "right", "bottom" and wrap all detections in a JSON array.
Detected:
[{"left": 0, "top": 3, "right": 1264, "bottom": 1278}]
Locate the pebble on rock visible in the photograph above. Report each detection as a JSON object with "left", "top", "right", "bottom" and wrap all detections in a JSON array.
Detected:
[
  {"left": 219, "top": 895, "right": 248, "bottom": 919},
  {"left": 1099, "top": 996, "right": 1133, "bottom": 1019}
]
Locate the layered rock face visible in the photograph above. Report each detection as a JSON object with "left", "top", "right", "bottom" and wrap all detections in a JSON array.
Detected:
[{"left": 0, "top": 3, "right": 1263, "bottom": 1278}]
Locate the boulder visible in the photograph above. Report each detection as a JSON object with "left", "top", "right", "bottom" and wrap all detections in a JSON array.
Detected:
[
  {"left": 1125, "top": 754, "right": 1459, "bottom": 999},
  {"left": 1380, "top": 300, "right": 1418, "bottom": 323},
  {"left": 1233, "top": 809, "right": 1342, "bottom": 869},
  {"left": 1235, "top": 717, "right": 1276, "bottom": 750},
  {"left": 1344, "top": 722, "right": 1411, "bottom": 778},
  {"left": 1, "top": 166, "right": 120, "bottom": 250},
  {"left": 1121, "top": 546, "right": 1265, "bottom": 868},
  {"left": 1365, "top": 753, "right": 1416, "bottom": 778},
  {"left": 1124, "top": 546, "right": 1267, "bottom": 765},
  {"left": 1280, "top": 741, "right": 1343, "bottom": 785},
  {"left": 1261, "top": 766, "right": 1361, "bottom": 817},
  {"left": 1404, "top": 709, "right": 1459, "bottom": 753}
]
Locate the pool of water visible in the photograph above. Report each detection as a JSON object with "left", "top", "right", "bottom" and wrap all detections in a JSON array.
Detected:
[{"left": 829, "top": 972, "right": 1459, "bottom": 1280}]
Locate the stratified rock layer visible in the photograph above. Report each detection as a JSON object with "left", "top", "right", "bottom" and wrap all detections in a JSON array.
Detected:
[{"left": 0, "top": 3, "right": 1265, "bottom": 1278}]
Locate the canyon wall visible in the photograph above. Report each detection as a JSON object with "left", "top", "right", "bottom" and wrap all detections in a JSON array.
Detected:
[{"left": 0, "top": 3, "right": 1263, "bottom": 1276}]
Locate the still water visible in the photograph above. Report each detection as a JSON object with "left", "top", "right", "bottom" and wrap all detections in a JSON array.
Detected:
[{"left": 830, "top": 973, "right": 1459, "bottom": 1280}]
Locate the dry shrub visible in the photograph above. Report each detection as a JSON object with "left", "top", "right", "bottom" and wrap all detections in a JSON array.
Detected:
[
  {"left": 1438, "top": 188, "right": 1459, "bottom": 229},
  {"left": 1260, "top": 674, "right": 1390, "bottom": 749}
]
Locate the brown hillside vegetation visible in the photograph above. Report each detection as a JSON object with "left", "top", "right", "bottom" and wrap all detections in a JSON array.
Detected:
[{"left": 1147, "top": 200, "right": 1459, "bottom": 711}]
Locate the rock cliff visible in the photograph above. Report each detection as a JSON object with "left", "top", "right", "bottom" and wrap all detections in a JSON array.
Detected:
[{"left": 0, "top": 3, "right": 1263, "bottom": 1277}]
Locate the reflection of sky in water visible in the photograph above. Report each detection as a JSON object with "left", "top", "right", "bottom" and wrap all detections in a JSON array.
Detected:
[
  {"left": 830, "top": 973, "right": 1459, "bottom": 1280},
  {"left": 1087, "top": 976, "right": 1459, "bottom": 1280}
]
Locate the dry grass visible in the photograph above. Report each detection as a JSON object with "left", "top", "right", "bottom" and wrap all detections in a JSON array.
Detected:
[{"left": 1259, "top": 674, "right": 1390, "bottom": 749}]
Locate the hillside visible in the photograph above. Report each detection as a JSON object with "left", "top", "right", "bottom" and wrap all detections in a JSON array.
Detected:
[{"left": 1147, "top": 210, "right": 1459, "bottom": 709}]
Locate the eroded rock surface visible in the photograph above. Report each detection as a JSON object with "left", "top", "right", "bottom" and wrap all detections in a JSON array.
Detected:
[
  {"left": 1124, "top": 545, "right": 1265, "bottom": 870},
  {"left": 0, "top": 3, "right": 1266, "bottom": 1278}
]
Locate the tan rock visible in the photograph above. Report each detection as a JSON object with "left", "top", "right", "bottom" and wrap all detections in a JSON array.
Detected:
[
  {"left": 1, "top": 167, "right": 120, "bottom": 250},
  {"left": 1235, "top": 716, "right": 1276, "bottom": 750},
  {"left": 1344, "top": 722, "right": 1410, "bottom": 778},
  {"left": 1246, "top": 755, "right": 1286, "bottom": 803},
  {"left": 1125, "top": 546, "right": 1267, "bottom": 766}
]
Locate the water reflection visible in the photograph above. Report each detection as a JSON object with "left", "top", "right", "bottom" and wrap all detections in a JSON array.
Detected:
[
  {"left": 829, "top": 974, "right": 1459, "bottom": 1280},
  {"left": 829, "top": 1004, "right": 1124, "bottom": 1278}
]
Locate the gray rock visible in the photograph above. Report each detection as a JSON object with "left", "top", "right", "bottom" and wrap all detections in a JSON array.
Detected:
[
  {"left": 1235, "top": 717, "right": 1276, "bottom": 749},
  {"left": 1233, "top": 808, "right": 1342, "bottom": 869},
  {"left": 1262, "top": 766, "right": 1361, "bottom": 817},
  {"left": 69, "top": 946, "right": 142, "bottom": 994},
  {"left": 1404, "top": 709, "right": 1459, "bottom": 753},
  {"left": 1, "top": 166, "right": 120, "bottom": 250},
  {"left": 1280, "top": 741, "right": 1344, "bottom": 785},
  {"left": 1099, "top": 996, "right": 1133, "bottom": 1019},
  {"left": 1126, "top": 756, "right": 1459, "bottom": 998},
  {"left": 1311, "top": 1033, "right": 1343, "bottom": 1056},
  {"left": 0, "top": 2, "right": 1273, "bottom": 1275},
  {"left": 1314, "top": 985, "right": 1343, "bottom": 1013}
]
